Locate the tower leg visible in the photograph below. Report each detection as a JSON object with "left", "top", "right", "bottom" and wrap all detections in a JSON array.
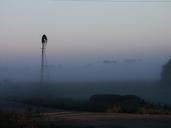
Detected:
[{"left": 41, "top": 46, "right": 45, "bottom": 83}]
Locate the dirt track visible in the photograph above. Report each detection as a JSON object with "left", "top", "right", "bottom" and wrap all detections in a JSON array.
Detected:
[{"left": 39, "top": 111, "right": 171, "bottom": 128}]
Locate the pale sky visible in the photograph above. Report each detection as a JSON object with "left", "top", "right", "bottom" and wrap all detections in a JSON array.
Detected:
[{"left": 0, "top": 0, "right": 171, "bottom": 81}]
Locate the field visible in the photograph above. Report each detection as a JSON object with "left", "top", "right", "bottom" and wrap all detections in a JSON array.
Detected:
[
  {"left": 0, "top": 81, "right": 171, "bottom": 127},
  {"left": 37, "top": 111, "right": 171, "bottom": 128},
  {"left": 0, "top": 100, "right": 171, "bottom": 128}
]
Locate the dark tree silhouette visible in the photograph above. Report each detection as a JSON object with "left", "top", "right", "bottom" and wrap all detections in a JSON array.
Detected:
[{"left": 161, "top": 59, "right": 171, "bottom": 84}]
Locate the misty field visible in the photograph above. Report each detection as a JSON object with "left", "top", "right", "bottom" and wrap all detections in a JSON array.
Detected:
[
  {"left": 0, "top": 81, "right": 171, "bottom": 104},
  {"left": 0, "top": 81, "right": 171, "bottom": 128}
]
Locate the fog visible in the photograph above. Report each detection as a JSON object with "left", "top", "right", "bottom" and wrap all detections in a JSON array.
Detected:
[
  {"left": 0, "top": 0, "right": 171, "bottom": 81},
  {"left": 0, "top": 57, "right": 168, "bottom": 81},
  {"left": 0, "top": 0, "right": 171, "bottom": 106}
]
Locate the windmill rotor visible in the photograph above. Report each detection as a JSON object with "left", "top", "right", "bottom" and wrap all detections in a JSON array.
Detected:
[
  {"left": 40, "top": 34, "right": 49, "bottom": 83},
  {"left": 41, "top": 34, "right": 48, "bottom": 48}
]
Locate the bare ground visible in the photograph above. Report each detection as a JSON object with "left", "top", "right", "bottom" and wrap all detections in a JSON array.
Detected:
[{"left": 38, "top": 111, "right": 171, "bottom": 128}]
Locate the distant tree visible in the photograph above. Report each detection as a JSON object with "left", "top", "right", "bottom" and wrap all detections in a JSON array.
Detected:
[{"left": 161, "top": 59, "right": 171, "bottom": 84}]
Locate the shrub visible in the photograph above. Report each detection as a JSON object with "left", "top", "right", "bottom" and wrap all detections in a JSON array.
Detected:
[
  {"left": 139, "top": 106, "right": 170, "bottom": 114},
  {"left": 106, "top": 105, "right": 121, "bottom": 113}
]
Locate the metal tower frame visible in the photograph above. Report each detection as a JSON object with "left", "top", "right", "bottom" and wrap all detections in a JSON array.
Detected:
[{"left": 41, "top": 35, "right": 49, "bottom": 83}]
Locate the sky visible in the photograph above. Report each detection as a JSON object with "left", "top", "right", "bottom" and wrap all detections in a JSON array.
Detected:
[{"left": 0, "top": 0, "right": 171, "bottom": 81}]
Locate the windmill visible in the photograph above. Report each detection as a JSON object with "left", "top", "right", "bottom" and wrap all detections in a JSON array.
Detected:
[{"left": 40, "top": 34, "right": 49, "bottom": 83}]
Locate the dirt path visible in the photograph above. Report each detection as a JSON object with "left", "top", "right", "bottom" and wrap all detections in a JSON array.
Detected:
[{"left": 39, "top": 111, "right": 171, "bottom": 128}]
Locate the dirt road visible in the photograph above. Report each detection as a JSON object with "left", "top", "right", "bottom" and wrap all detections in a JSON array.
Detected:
[{"left": 40, "top": 111, "right": 171, "bottom": 128}]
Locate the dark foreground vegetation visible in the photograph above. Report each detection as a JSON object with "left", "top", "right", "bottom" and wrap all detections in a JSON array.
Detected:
[
  {"left": 89, "top": 94, "right": 171, "bottom": 114},
  {"left": 0, "top": 109, "right": 39, "bottom": 128},
  {"left": 0, "top": 110, "right": 88, "bottom": 128}
]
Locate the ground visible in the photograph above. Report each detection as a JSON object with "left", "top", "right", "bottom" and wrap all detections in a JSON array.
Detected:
[
  {"left": 0, "top": 100, "right": 171, "bottom": 128},
  {"left": 38, "top": 111, "right": 171, "bottom": 128}
]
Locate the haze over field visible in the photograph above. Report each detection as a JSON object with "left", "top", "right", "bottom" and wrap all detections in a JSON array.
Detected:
[{"left": 0, "top": 0, "right": 171, "bottom": 81}]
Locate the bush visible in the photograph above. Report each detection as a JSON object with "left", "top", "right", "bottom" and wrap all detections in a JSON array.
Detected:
[
  {"left": 139, "top": 106, "right": 170, "bottom": 114},
  {"left": 106, "top": 105, "right": 121, "bottom": 113}
]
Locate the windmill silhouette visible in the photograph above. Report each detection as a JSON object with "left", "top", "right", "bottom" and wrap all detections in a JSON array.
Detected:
[{"left": 40, "top": 34, "right": 49, "bottom": 83}]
